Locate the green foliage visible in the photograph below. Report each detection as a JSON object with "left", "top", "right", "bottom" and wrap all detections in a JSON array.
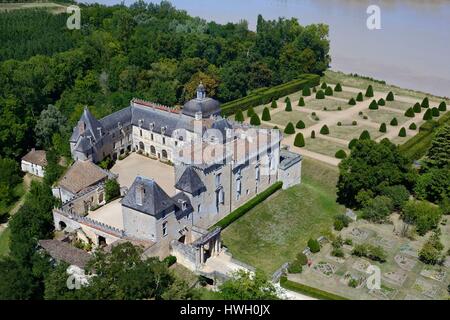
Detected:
[
  {"left": 105, "top": 179, "right": 120, "bottom": 203},
  {"left": 335, "top": 149, "right": 347, "bottom": 159},
  {"left": 44, "top": 149, "right": 65, "bottom": 186},
  {"left": 359, "top": 130, "right": 371, "bottom": 140},
  {"left": 423, "top": 109, "right": 432, "bottom": 120},
  {"left": 334, "top": 83, "right": 342, "bottom": 92},
  {"left": 247, "top": 107, "right": 255, "bottom": 118},
  {"left": 287, "top": 260, "right": 303, "bottom": 274},
  {"left": 298, "top": 97, "right": 305, "bottom": 106},
  {"left": 432, "top": 107, "right": 440, "bottom": 117},
  {"left": 369, "top": 100, "right": 378, "bottom": 110},
  {"left": 0, "top": 157, "right": 22, "bottom": 219},
  {"left": 402, "top": 200, "right": 442, "bottom": 236},
  {"left": 320, "top": 125, "right": 329, "bottom": 135},
  {"left": 379, "top": 123, "right": 387, "bottom": 133},
  {"left": 377, "top": 98, "right": 385, "bottom": 106},
  {"left": 365, "top": 85, "right": 374, "bottom": 97},
  {"left": 311, "top": 130, "right": 316, "bottom": 139},
  {"left": 379, "top": 185, "right": 410, "bottom": 210},
  {"left": 307, "top": 238, "right": 320, "bottom": 253},
  {"left": 294, "top": 133, "right": 305, "bottom": 147},
  {"left": 421, "top": 97, "right": 429, "bottom": 108},
  {"left": 352, "top": 244, "right": 387, "bottom": 263},
  {"left": 284, "top": 122, "right": 295, "bottom": 134},
  {"left": 414, "top": 168, "right": 450, "bottom": 204},
  {"left": 99, "top": 156, "right": 114, "bottom": 170},
  {"left": 271, "top": 100, "right": 278, "bottom": 109},
  {"left": 426, "top": 124, "right": 450, "bottom": 169},
  {"left": 413, "top": 102, "right": 422, "bottom": 113},
  {"left": 163, "top": 255, "right": 177, "bottom": 267},
  {"left": 390, "top": 117, "right": 398, "bottom": 126},
  {"left": 398, "top": 127, "right": 407, "bottom": 137},
  {"left": 234, "top": 109, "right": 244, "bottom": 122},
  {"left": 250, "top": 113, "right": 261, "bottom": 126},
  {"left": 404, "top": 108, "right": 415, "bottom": 117},
  {"left": 296, "top": 120, "right": 305, "bottom": 129},
  {"left": 348, "top": 138, "right": 358, "bottom": 149},
  {"left": 219, "top": 270, "right": 278, "bottom": 300},
  {"left": 321, "top": 82, "right": 328, "bottom": 89},
  {"left": 315, "top": 90, "right": 325, "bottom": 99},
  {"left": 261, "top": 107, "right": 271, "bottom": 121},
  {"left": 296, "top": 253, "right": 308, "bottom": 266},
  {"left": 280, "top": 276, "right": 347, "bottom": 300},
  {"left": 324, "top": 86, "right": 333, "bottom": 96},
  {"left": 348, "top": 97, "right": 356, "bottom": 105},
  {"left": 333, "top": 214, "right": 350, "bottom": 231},
  {"left": 285, "top": 99, "right": 292, "bottom": 112},
  {"left": 356, "top": 92, "right": 364, "bottom": 102},
  {"left": 386, "top": 91, "right": 395, "bottom": 101},
  {"left": 419, "top": 231, "right": 444, "bottom": 265},
  {"left": 438, "top": 101, "right": 447, "bottom": 112},
  {"left": 35, "top": 105, "right": 68, "bottom": 149},
  {"left": 409, "top": 123, "right": 417, "bottom": 130},
  {"left": 361, "top": 196, "right": 393, "bottom": 222},
  {"left": 302, "top": 86, "right": 311, "bottom": 97}
]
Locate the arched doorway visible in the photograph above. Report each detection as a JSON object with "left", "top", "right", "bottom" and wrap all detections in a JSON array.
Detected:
[
  {"left": 139, "top": 141, "right": 145, "bottom": 151},
  {"left": 161, "top": 149, "right": 168, "bottom": 159},
  {"left": 150, "top": 145, "right": 156, "bottom": 155}
]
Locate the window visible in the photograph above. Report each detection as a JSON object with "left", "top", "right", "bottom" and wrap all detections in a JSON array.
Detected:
[
  {"left": 255, "top": 167, "right": 260, "bottom": 181},
  {"left": 236, "top": 178, "right": 241, "bottom": 200},
  {"left": 219, "top": 189, "right": 224, "bottom": 204},
  {"left": 140, "top": 129, "right": 142, "bottom": 137},
  {"left": 162, "top": 137, "right": 166, "bottom": 145},
  {"left": 197, "top": 204, "right": 201, "bottom": 213},
  {"left": 215, "top": 173, "right": 222, "bottom": 187},
  {"left": 151, "top": 134, "right": 154, "bottom": 141},
  {"left": 162, "top": 221, "right": 168, "bottom": 237}
]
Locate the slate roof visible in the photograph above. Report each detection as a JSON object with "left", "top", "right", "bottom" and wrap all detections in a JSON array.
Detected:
[
  {"left": 38, "top": 239, "right": 91, "bottom": 269},
  {"left": 122, "top": 176, "right": 176, "bottom": 217},
  {"left": 175, "top": 166, "right": 206, "bottom": 195},
  {"left": 100, "top": 106, "right": 132, "bottom": 132},
  {"left": 22, "top": 149, "right": 47, "bottom": 167},
  {"left": 58, "top": 160, "right": 110, "bottom": 194},
  {"left": 279, "top": 149, "right": 302, "bottom": 170},
  {"left": 182, "top": 97, "right": 221, "bottom": 119},
  {"left": 71, "top": 107, "right": 104, "bottom": 143},
  {"left": 172, "top": 192, "right": 194, "bottom": 219}
]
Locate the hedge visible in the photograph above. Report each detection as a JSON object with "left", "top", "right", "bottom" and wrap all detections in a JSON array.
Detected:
[
  {"left": 377, "top": 98, "right": 385, "bottom": 106},
  {"left": 348, "top": 97, "right": 356, "bottom": 105},
  {"left": 423, "top": 109, "right": 432, "bottom": 120},
  {"left": 298, "top": 97, "right": 305, "bottom": 106},
  {"left": 294, "top": 133, "right": 305, "bottom": 147},
  {"left": 405, "top": 107, "right": 415, "bottom": 117},
  {"left": 247, "top": 107, "right": 255, "bottom": 117},
  {"left": 379, "top": 123, "right": 387, "bottom": 133},
  {"left": 234, "top": 110, "right": 244, "bottom": 122},
  {"left": 262, "top": 107, "right": 271, "bottom": 121},
  {"left": 432, "top": 107, "right": 440, "bottom": 117},
  {"left": 369, "top": 100, "right": 378, "bottom": 110},
  {"left": 399, "top": 127, "right": 406, "bottom": 137},
  {"left": 280, "top": 277, "right": 348, "bottom": 300},
  {"left": 296, "top": 120, "right": 305, "bottom": 129},
  {"left": 360, "top": 130, "right": 371, "bottom": 140},
  {"left": 365, "top": 85, "right": 374, "bottom": 97},
  {"left": 284, "top": 122, "right": 295, "bottom": 134},
  {"left": 221, "top": 74, "right": 319, "bottom": 117},
  {"left": 409, "top": 123, "right": 417, "bottom": 130},
  {"left": 390, "top": 117, "right": 398, "bottom": 126},
  {"left": 334, "top": 83, "right": 342, "bottom": 92},
  {"left": 439, "top": 101, "right": 447, "bottom": 111},
  {"left": 311, "top": 130, "right": 316, "bottom": 138},
  {"left": 386, "top": 91, "right": 394, "bottom": 101},
  {"left": 302, "top": 86, "right": 311, "bottom": 97},
  {"left": 335, "top": 149, "right": 347, "bottom": 159},
  {"left": 320, "top": 125, "right": 329, "bottom": 135},
  {"left": 250, "top": 113, "right": 261, "bottom": 126},
  {"left": 285, "top": 99, "right": 293, "bottom": 111},
  {"left": 421, "top": 97, "right": 429, "bottom": 108},
  {"left": 348, "top": 138, "right": 358, "bottom": 149},
  {"left": 211, "top": 182, "right": 283, "bottom": 230},
  {"left": 271, "top": 100, "right": 278, "bottom": 109},
  {"left": 324, "top": 86, "right": 333, "bottom": 96},
  {"left": 163, "top": 255, "right": 177, "bottom": 267},
  {"left": 321, "top": 82, "right": 328, "bottom": 89},
  {"left": 356, "top": 92, "right": 364, "bottom": 102},
  {"left": 413, "top": 102, "right": 421, "bottom": 113},
  {"left": 316, "top": 90, "right": 325, "bottom": 99}
]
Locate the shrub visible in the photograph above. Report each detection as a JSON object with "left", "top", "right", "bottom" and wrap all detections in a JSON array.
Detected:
[
  {"left": 421, "top": 97, "right": 429, "bottom": 108},
  {"left": 423, "top": 109, "right": 432, "bottom": 120},
  {"left": 261, "top": 107, "right": 271, "bottom": 121},
  {"left": 432, "top": 107, "right": 440, "bottom": 117},
  {"left": 285, "top": 96, "right": 290, "bottom": 103},
  {"left": 313, "top": 86, "right": 317, "bottom": 92},
  {"left": 361, "top": 195, "right": 393, "bottom": 223},
  {"left": 379, "top": 123, "right": 387, "bottom": 133},
  {"left": 285, "top": 99, "right": 292, "bottom": 111},
  {"left": 380, "top": 185, "right": 410, "bottom": 210},
  {"left": 320, "top": 125, "right": 329, "bottom": 135},
  {"left": 344, "top": 239, "right": 353, "bottom": 246},
  {"left": 369, "top": 100, "right": 378, "bottom": 110},
  {"left": 348, "top": 139, "right": 358, "bottom": 149},
  {"left": 348, "top": 98, "right": 356, "bottom": 105},
  {"left": 250, "top": 113, "right": 261, "bottom": 126},
  {"left": 356, "top": 92, "right": 364, "bottom": 102},
  {"left": 280, "top": 277, "right": 347, "bottom": 300},
  {"left": 294, "top": 133, "right": 305, "bottom": 147},
  {"left": 287, "top": 260, "right": 303, "bottom": 274},
  {"left": 386, "top": 91, "right": 394, "bottom": 101},
  {"left": 296, "top": 253, "right": 308, "bottom": 266},
  {"left": 325, "top": 86, "right": 333, "bottom": 96},
  {"left": 377, "top": 98, "right": 385, "bottom": 106},
  {"left": 332, "top": 248, "right": 345, "bottom": 258},
  {"left": 438, "top": 101, "right": 447, "bottom": 112},
  {"left": 247, "top": 107, "right": 255, "bottom": 117},
  {"left": 316, "top": 90, "right": 325, "bottom": 99},
  {"left": 398, "top": 127, "right": 407, "bottom": 137},
  {"left": 321, "top": 82, "right": 328, "bottom": 89},
  {"left": 311, "top": 130, "right": 316, "bottom": 139},
  {"left": 308, "top": 239, "right": 320, "bottom": 253},
  {"left": 302, "top": 86, "right": 311, "bottom": 97},
  {"left": 335, "top": 83, "right": 342, "bottom": 92},
  {"left": 352, "top": 244, "right": 387, "bottom": 263},
  {"left": 404, "top": 108, "right": 415, "bottom": 117},
  {"left": 409, "top": 123, "right": 417, "bottom": 130},
  {"left": 338, "top": 106, "right": 342, "bottom": 111},
  {"left": 284, "top": 122, "right": 295, "bottom": 134},
  {"left": 270, "top": 100, "right": 278, "bottom": 109},
  {"left": 390, "top": 117, "right": 398, "bottom": 126},
  {"left": 413, "top": 102, "right": 421, "bottom": 113},
  {"left": 365, "top": 85, "right": 374, "bottom": 97},
  {"left": 298, "top": 97, "right": 305, "bottom": 106},
  {"left": 419, "top": 232, "right": 443, "bottom": 265},
  {"left": 323, "top": 107, "right": 327, "bottom": 111},
  {"left": 363, "top": 115, "right": 368, "bottom": 120},
  {"left": 337, "top": 121, "right": 342, "bottom": 126},
  {"left": 402, "top": 200, "right": 442, "bottom": 236},
  {"left": 352, "top": 120, "right": 358, "bottom": 126},
  {"left": 163, "top": 255, "right": 177, "bottom": 267},
  {"left": 335, "top": 149, "right": 347, "bottom": 159},
  {"left": 296, "top": 120, "right": 305, "bottom": 129},
  {"left": 105, "top": 179, "right": 120, "bottom": 203},
  {"left": 359, "top": 130, "right": 371, "bottom": 140},
  {"left": 334, "top": 214, "right": 350, "bottom": 231},
  {"left": 234, "top": 109, "right": 244, "bottom": 122}
]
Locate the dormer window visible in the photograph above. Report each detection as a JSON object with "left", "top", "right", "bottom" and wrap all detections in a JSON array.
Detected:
[
  {"left": 161, "top": 126, "right": 166, "bottom": 135},
  {"left": 149, "top": 122, "right": 154, "bottom": 131}
]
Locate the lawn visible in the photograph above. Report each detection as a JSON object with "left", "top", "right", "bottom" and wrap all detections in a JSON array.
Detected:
[
  {"left": 385, "top": 100, "right": 416, "bottom": 112},
  {"left": 366, "top": 109, "right": 409, "bottom": 125},
  {"left": 304, "top": 137, "right": 349, "bottom": 158},
  {"left": 0, "top": 228, "right": 11, "bottom": 257},
  {"left": 304, "top": 98, "right": 350, "bottom": 111},
  {"left": 221, "top": 159, "right": 345, "bottom": 274},
  {"left": 270, "top": 110, "right": 315, "bottom": 128},
  {"left": 332, "top": 90, "right": 359, "bottom": 101},
  {"left": 328, "top": 124, "right": 383, "bottom": 140}
]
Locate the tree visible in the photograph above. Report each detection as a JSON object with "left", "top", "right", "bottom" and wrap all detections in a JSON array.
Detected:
[
  {"left": 0, "top": 157, "right": 22, "bottom": 220},
  {"left": 359, "top": 130, "right": 371, "bottom": 140},
  {"left": 409, "top": 123, "right": 417, "bottom": 130},
  {"left": 302, "top": 87, "right": 311, "bottom": 97},
  {"left": 432, "top": 107, "right": 440, "bottom": 117},
  {"left": 402, "top": 200, "right": 442, "bottom": 236},
  {"left": 308, "top": 239, "right": 320, "bottom": 253},
  {"left": 413, "top": 103, "right": 421, "bottom": 113},
  {"left": 250, "top": 113, "right": 261, "bottom": 126},
  {"left": 316, "top": 90, "right": 325, "bottom": 99},
  {"left": 285, "top": 99, "right": 292, "bottom": 112},
  {"left": 426, "top": 124, "right": 450, "bottom": 169},
  {"left": 377, "top": 98, "right": 385, "bottom": 106},
  {"left": 247, "top": 107, "right": 255, "bottom": 118},
  {"left": 34, "top": 104, "right": 68, "bottom": 148},
  {"left": 261, "top": 107, "right": 271, "bottom": 121},
  {"left": 348, "top": 138, "right": 358, "bottom": 149},
  {"left": 234, "top": 110, "right": 244, "bottom": 122},
  {"left": 369, "top": 100, "right": 378, "bottom": 110},
  {"left": 414, "top": 168, "right": 450, "bottom": 203},
  {"left": 44, "top": 149, "right": 64, "bottom": 186},
  {"left": 284, "top": 122, "right": 295, "bottom": 134},
  {"left": 365, "top": 85, "right": 374, "bottom": 97},
  {"left": 419, "top": 232, "right": 443, "bottom": 265},
  {"left": 335, "top": 149, "right": 347, "bottom": 159},
  {"left": 296, "top": 120, "right": 305, "bottom": 129},
  {"left": 421, "top": 97, "right": 429, "bottom": 108},
  {"left": 294, "top": 133, "right": 305, "bottom": 147},
  {"left": 423, "top": 109, "right": 432, "bottom": 120},
  {"left": 390, "top": 117, "right": 398, "bottom": 126},
  {"left": 438, "top": 101, "right": 447, "bottom": 112},
  {"left": 298, "top": 97, "right": 305, "bottom": 107},
  {"left": 404, "top": 108, "right": 414, "bottom": 117},
  {"left": 105, "top": 179, "right": 120, "bottom": 203},
  {"left": 311, "top": 130, "right": 316, "bottom": 139},
  {"left": 337, "top": 139, "right": 412, "bottom": 208},
  {"left": 356, "top": 92, "right": 364, "bottom": 102},
  {"left": 398, "top": 127, "right": 407, "bottom": 137},
  {"left": 270, "top": 100, "right": 278, "bottom": 109},
  {"left": 348, "top": 98, "right": 356, "bottom": 105},
  {"left": 386, "top": 91, "right": 394, "bottom": 101},
  {"left": 324, "top": 86, "right": 333, "bottom": 96},
  {"left": 321, "top": 82, "right": 328, "bottom": 89},
  {"left": 379, "top": 123, "right": 387, "bottom": 133},
  {"left": 183, "top": 71, "right": 219, "bottom": 101},
  {"left": 334, "top": 83, "right": 342, "bottom": 92},
  {"left": 379, "top": 185, "right": 410, "bottom": 210},
  {"left": 320, "top": 125, "right": 329, "bottom": 135},
  {"left": 361, "top": 196, "right": 393, "bottom": 222},
  {"left": 219, "top": 270, "right": 277, "bottom": 300},
  {"left": 0, "top": 258, "right": 38, "bottom": 300}
]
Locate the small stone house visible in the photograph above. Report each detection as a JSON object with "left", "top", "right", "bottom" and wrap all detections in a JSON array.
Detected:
[{"left": 21, "top": 149, "right": 47, "bottom": 177}]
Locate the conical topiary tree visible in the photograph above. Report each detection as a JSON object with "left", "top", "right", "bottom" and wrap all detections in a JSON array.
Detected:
[
  {"left": 247, "top": 107, "right": 255, "bottom": 117},
  {"left": 294, "top": 133, "right": 305, "bottom": 147},
  {"left": 298, "top": 97, "right": 305, "bottom": 106},
  {"left": 423, "top": 109, "right": 432, "bottom": 120},
  {"left": 438, "top": 101, "right": 447, "bottom": 112},
  {"left": 320, "top": 125, "right": 330, "bottom": 135},
  {"left": 262, "top": 107, "right": 271, "bottom": 121},
  {"left": 398, "top": 127, "right": 406, "bottom": 137},
  {"left": 235, "top": 110, "right": 244, "bottom": 122},
  {"left": 284, "top": 122, "right": 295, "bottom": 134},
  {"left": 321, "top": 82, "right": 328, "bottom": 89},
  {"left": 250, "top": 113, "right": 261, "bottom": 126},
  {"left": 404, "top": 107, "right": 415, "bottom": 117},
  {"left": 378, "top": 98, "right": 385, "bottom": 106},
  {"left": 285, "top": 99, "right": 292, "bottom": 111},
  {"left": 311, "top": 130, "right": 316, "bottom": 139},
  {"left": 359, "top": 130, "right": 371, "bottom": 140},
  {"left": 348, "top": 97, "right": 356, "bottom": 105},
  {"left": 316, "top": 90, "right": 325, "bottom": 99},
  {"left": 379, "top": 123, "right": 387, "bottom": 133},
  {"left": 335, "top": 83, "right": 342, "bottom": 92},
  {"left": 365, "top": 85, "right": 374, "bottom": 97},
  {"left": 390, "top": 117, "right": 398, "bottom": 126},
  {"left": 285, "top": 96, "right": 290, "bottom": 103},
  {"left": 296, "top": 120, "right": 305, "bottom": 129},
  {"left": 432, "top": 107, "right": 440, "bottom": 117},
  {"left": 325, "top": 86, "right": 333, "bottom": 96},
  {"left": 421, "top": 97, "right": 429, "bottom": 108},
  {"left": 409, "top": 123, "right": 417, "bottom": 130},
  {"left": 413, "top": 102, "right": 421, "bottom": 113},
  {"left": 369, "top": 100, "right": 378, "bottom": 110},
  {"left": 313, "top": 86, "right": 317, "bottom": 92},
  {"left": 271, "top": 100, "right": 278, "bottom": 109},
  {"left": 356, "top": 92, "right": 364, "bottom": 102},
  {"left": 348, "top": 138, "right": 358, "bottom": 149},
  {"left": 386, "top": 91, "right": 394, "bottom": 101},
  {"left": 302, "top": 87, "right": 311, "bottom": 96},
  {"left": 335, "top": 149, "right": 347, "bottom": 159}
]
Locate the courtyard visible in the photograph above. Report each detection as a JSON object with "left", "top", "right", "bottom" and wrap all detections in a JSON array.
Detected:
[
  {"left": 87, "top": 198, "right": 123, "bottom": 230},
  {"left": 111, "top": 152, "right": 176, "bottom": 196}
]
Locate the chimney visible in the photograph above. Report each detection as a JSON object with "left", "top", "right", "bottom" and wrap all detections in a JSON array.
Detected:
[
  {"left": 135, "top": 184, "right": 144, "bottom": 206},
  {"left": 78, "top": 121, "right": 86, "bottom": 134}
]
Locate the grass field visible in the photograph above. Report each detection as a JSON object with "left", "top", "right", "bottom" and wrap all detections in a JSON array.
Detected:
[
  {"left": 221, "top": 158, "right": 345, "bottom": 274},
  {"left": 328, "top": 124, "right": 383, "bottom": 140},
  {"left": 303, "top": 98, "right": 349, "bottom": 111},
  {"left": 366, "top": 109, "right": 409, "bottom": 125},
  {"left": 304, "top": 137, "right": 348, "bottom": 158},
  {"left": 270, "top": 110, "right": 315, "bottom": 128},
  {"left": 0, "top": 228, "right": 11, "bottom": 257}
]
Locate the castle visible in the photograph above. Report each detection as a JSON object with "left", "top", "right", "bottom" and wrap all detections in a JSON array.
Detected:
[{"left": 52, "top": 84, "right": 302, "bottom": 272}]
